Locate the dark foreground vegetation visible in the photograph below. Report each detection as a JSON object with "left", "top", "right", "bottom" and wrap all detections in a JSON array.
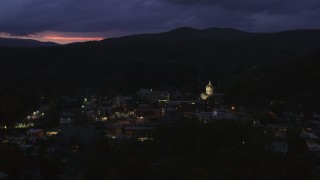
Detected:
[{"left": 1, "top": 119, "right": 317, "bottom": 180}]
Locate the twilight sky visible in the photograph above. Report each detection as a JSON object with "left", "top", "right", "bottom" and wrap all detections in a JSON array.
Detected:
[{"left": 1, "top": 0, "right": 320, "bottom": 44}]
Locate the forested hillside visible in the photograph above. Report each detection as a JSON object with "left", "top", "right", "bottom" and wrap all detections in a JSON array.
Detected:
[{"left": 1, "top": 27, "right": 320, "bottom": 121}]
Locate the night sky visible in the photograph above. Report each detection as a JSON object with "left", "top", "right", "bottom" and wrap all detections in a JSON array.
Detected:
[{"left": 1, "top": 0, "right": 320, "bottom": 43}]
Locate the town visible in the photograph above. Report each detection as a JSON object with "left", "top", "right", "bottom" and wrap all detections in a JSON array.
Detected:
[
  {"left": 2, "top": 0, "right": 320, "bottom": 178},
  {"left": 1, "top": 81, "right": 320, "bottom": 179}
]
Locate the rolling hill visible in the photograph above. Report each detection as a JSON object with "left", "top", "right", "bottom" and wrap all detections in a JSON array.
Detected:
[
  {"left": 0, "top": 37, "right": 59, "bottom": 47},
  {"left": 0, "top": 27, "right": 320, "bottom": 111}
]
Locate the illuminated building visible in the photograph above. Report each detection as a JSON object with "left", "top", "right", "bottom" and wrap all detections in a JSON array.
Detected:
[
  {"left": 200, "top": 81, "right": 214, "bottom": 100},
  {"left": 26, "top": 129, "right": 44, "bottom": 138},
  {"left": 47, "top": 130, "right": 59, "bottom": 136},
  {"left": 137, "top": 89, "right": 169, "bottom": 103},
  {"left": 212, "top": 108, "right": 235, "bottom": 120}
]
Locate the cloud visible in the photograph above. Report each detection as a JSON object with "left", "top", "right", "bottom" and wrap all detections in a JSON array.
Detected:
[
  {"left": 0, "top": 0, "right": 320, "bottom": 39},
  {"left": 162, "top": 0, "right": 320, "bottom": 14}
]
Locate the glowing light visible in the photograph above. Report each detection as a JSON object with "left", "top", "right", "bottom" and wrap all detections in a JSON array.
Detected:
[
  {"left": 43, "top": 35, "right": 104, "bottom": 42},
  {"left": 14, "top": 122, "right": 34, "bottom": 129},
  {"left": 1, "top": 31, "right": 105, "bottom": 44},
  {"left": 47, "top": 131, "right": 59, "bottom": 136},
  {"left": 138, "top": 137, "right": 154, "bottom": 142}
]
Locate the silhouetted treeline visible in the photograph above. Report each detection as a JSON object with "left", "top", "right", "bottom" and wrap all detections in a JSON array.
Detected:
[
  {"left": 1, "top": 28, "right": 320, "bottom": 121},
  {"left": 0, "top": 88, "right": 39, "bottom": 123},
  {"left": 7, "top": 119, "right": 311, "bottom": 180}
]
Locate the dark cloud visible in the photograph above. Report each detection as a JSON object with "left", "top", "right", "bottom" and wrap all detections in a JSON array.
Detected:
[
  {"left": 163, "top": 0, "right": 320, "bottom": 13},
  {"left": 0, "top": 0, "right": 320, "bottom": 37}
]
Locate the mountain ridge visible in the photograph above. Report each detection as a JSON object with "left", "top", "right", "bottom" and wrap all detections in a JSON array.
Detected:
[
  {"left": 0, "top": 27, "right": 320, "bottom": 109},
  {"left": 0, "top": 37, "right": 59, "bottom": 47}
]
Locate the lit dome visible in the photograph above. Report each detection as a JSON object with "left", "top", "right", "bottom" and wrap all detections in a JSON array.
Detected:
[
  {"left": 206, "top": 81, "right": 213, "bottom": 88},
  {"left": 201, "top": 81, "right": 214, "bottom": 100},
  {"left": 205, "top": 81, "right": 214, "bottom": 96}
]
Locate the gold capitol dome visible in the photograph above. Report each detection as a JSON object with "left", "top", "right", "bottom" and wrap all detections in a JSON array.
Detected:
[
  {"left": 201, "top": 81, "right": 214, "bottom": 100},
  {"left": 206, "top": 81, "right": 213, "bottom": 88}
]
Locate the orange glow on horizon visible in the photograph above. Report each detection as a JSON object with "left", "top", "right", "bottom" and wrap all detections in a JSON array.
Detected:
[
  {"left": 43, "top": 35, "right": 104, "bottom": 41},
  {"left": 0, "top": 32, "right": 106, "bottom": 44}
]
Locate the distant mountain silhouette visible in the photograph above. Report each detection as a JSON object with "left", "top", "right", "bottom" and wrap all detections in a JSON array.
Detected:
[
  {"left": 0, "top": 37, "right": 59, "bottom": 47},
  {"left": 164, "top": 27, "right": 254, "bottom": 39},
  {"left": 1, "top": 27, "right": 320, "bottom": 110},
  {"left": 69, "top": 27, "right": 320, "bottom": 67}
]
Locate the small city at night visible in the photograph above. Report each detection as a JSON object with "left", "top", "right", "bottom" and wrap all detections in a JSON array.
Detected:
[{"left": 1, "top": 0, "right": 320, "bottom": 179}]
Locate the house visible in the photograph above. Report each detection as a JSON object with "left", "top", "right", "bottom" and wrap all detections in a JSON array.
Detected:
[
  {"left": 212, "top": 108, "right": 235, "bottom": 120},
  {"left": 59, "top": 112, "right": 75, "bottom": 125},
  {"left": 26, "top": 129, "right": 44, "bottom": 138},
  {"left": 195, "top": 112, "right": 213, "bottom": 122},
  {"left": 167, "top": 101, "right": 198, "bottom": 113},
  {"left": 137, "top": 89, "right": 169, "bottom": 103},
  {"left": 306, "top": 141, "right": 320, "bottom": 152},
  {"left": 26, "top": 129, "right": 44, "bottom": 145},
  {"left": 58, "top": 126, "right": 96, "bottom": 146},
  {"left": 266, "top": 141, "right": 288, "bottom": 154},
  {"left": 0, "top": 172, "right": 8, "bottom": 179},
  {"left": 134, "top": 109, "right": 161, "bottom": 119}
]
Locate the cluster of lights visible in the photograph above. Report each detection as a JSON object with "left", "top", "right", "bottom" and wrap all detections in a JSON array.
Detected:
[
  {"left": 101, "top": 117, "right": 108, "bottom": 121},
  {"left": 137, "top": 137, "right": 154, "bottom": 142},
  {"left": 14, "top": 122, "right": 34, "bottom": 129},
  {"left": 27, "top": 110, "right": 45, "bottom": 120},
  {"left": 47, "top": 131, "right": 59, "bottom": 136}
]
